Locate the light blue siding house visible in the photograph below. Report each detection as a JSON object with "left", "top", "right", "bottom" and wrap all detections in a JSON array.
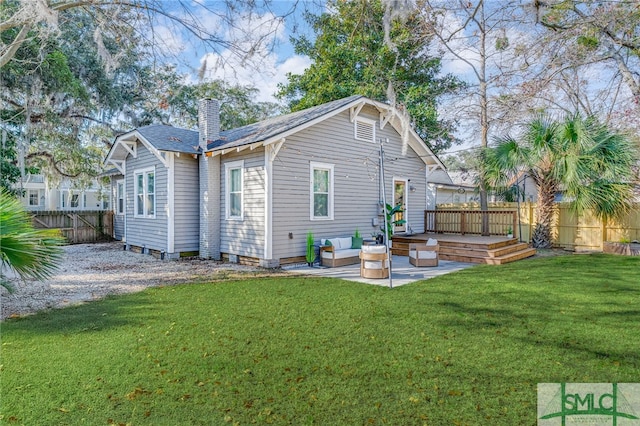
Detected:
[{"left": 105, "top": 95, "right": 447, "bottom": 266}]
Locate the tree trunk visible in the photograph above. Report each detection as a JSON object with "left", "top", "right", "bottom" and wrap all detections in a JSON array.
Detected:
[
  {"left": 532, "top": 182, "right": 556, "bottom": 249},
  {"left": 478, "top": 1, "right": 490, "bottom": 236}
]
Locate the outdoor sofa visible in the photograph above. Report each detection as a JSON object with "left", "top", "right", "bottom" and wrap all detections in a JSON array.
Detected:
[{"left": 320, "top": 237, "right": 363, "bottom": 267}]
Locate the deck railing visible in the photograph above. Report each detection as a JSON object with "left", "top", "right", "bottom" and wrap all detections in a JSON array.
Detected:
[{"left": 424, "top": 210, "right": 517, "bottom": 236}]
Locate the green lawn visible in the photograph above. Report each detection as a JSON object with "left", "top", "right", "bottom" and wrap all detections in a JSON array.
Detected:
[{"left": 1, "top": 254, "right": 639, "bottom": 425}]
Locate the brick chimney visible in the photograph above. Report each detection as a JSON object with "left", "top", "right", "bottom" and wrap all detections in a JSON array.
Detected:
[
  {"left": 198, "top": 99, "right": 221, "bottom": 260},
  {"left": 198, "top": 98, "right": 220, "bottom": 150}
]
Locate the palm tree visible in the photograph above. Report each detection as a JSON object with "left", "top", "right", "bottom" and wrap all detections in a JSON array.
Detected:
[
  {"left": 482, "top": 114, "right": 637, "bottom": 249},
  {"left": 0, "top": 190, "right": 65, "bottom": 292}
]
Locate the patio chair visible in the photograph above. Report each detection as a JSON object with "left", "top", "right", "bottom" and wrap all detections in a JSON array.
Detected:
[
  {"left": 359, "top": 244, "right": 389, "bottom": 279},
  {"left": 409, "top": 239, "right": 439, "bottom": 267}
]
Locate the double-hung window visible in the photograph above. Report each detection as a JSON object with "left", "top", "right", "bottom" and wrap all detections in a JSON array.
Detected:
[
  {"left": 116, "top": 180, "right": 125, "bottom": 215},
  {"left": 310, "top": 162, "right": 334, "bottom": 220},
  {"left": 225, "top": 161, "right": 244, "bottom": 220},
  {"left": 70, "top": 194, "right": 80, "bottom": 208},
  {"left": 28, "top": 190, "right": 40, "bottom": 207},
  {"left": 134, "top": 167, "right": 155, "bottom": 218}
]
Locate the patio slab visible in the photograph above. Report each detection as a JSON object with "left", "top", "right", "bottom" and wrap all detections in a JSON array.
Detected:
[{"left": 283, "top": 255, "right": 475, "bottom": 287}]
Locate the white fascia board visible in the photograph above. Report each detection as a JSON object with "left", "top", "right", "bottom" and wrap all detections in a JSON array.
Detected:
[
  {"left": 259, "top": 98, "right": 373, "bottom": 148},
  {"left": 386, "top": 114, "right": 447, "bottom": 171},
  {"left": 131, "top": 131, "right": 169, "bottom": 167},
  {"left": 105, "top": 133, "right": 137, "bottom": 167},
  {"left": 350, "top": 100, "right": 444, "bottom": 170},
  {"left": 206, "top": 97, "right": 444, "bottom": 173},
  {"left": 111, "top": 160, "right": 125, "bottom": 174},
  {"left": 349, "top": 102, "right": 365, "bottom": 122},
  {"left": 106, "top": 130, "right": 169, "bottom": 168}
]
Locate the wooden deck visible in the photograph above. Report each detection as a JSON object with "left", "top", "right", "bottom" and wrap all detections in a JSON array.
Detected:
[{"left": 391, "top": 233, "right": 536, "bottom": 265}]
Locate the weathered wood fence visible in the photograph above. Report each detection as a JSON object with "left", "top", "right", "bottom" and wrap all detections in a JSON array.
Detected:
[
  {"left": 31, "top": 210, "right": 114, "bottom": 244},
  {"left": 432, "top": 202, "right": 640, "bottom": 252}
]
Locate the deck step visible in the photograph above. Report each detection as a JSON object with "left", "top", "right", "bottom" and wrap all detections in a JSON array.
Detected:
[
  {"left": 439, "top": 242, "right": 530, "bottom": 258},
  {"left": 440, "top": 247, "right": 536, "bottom": 264},
  {"left": 391, "top": 235, "right": 536, "bottom": 265},
  {"left": 484, "top": 248, "right": 537, "bottom": 265}
]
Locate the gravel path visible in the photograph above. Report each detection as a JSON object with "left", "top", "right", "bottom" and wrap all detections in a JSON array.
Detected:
[{"left": 1, "top": 242, "right": 266, "bottom": 320}]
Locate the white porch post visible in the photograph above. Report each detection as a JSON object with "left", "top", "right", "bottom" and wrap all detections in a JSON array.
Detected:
[{"left": 262, "top": 139, "right": 285, "bottom": 268}]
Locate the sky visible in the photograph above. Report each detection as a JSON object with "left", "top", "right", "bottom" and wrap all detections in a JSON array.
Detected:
[
  {"left": 150, "top": 1, "right": 324, "bottom": 103},
  {"left": 146, "top": 1, "right": 635, "bottom": 154}
]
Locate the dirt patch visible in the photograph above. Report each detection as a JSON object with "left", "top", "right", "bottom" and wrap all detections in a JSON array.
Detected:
[
  {"left": 1, "top": 242, "right": 276, "bottom": 320},
  {"left": 531, "top": 248, "right": 573, "bottom": 258}
]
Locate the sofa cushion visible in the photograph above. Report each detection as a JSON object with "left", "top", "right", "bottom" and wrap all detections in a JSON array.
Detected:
[
  {"left": 324, "top": 237, "right": 353, "bottom": 250},
  {"left": 336, "top": 237, "right": 352, "bottom": 250},
  {"left": 361, "top": 244, "right": 388, "bottom": 268},
  {"left": 364, "top": 260, "right": 389, "bottom": 269},
  {"left": 426, "top": 238, "right": 438, "bottom": 246},
  {"left": 409, "top": 250, "right": 437, "bottom": 259},
  {"left": 361, "top": 244, "right": 386, "bottom": 254},
  {"left": 321, "top": 248, "right": 360, "bottom": 259}
]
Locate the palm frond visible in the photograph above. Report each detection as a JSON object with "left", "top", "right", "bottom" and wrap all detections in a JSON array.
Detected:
[
  {"left": 483, "top": 113, "right": 638, "bottom": 248},
  {"left": 0, "top": 191, "right": 65, "bottom": 292}
]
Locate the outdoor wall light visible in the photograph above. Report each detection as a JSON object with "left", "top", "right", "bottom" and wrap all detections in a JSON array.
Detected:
[{"left": 409, "top": 185, "right": 416, "bottom": 192}]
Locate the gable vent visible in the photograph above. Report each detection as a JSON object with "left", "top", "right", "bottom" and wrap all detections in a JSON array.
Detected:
[{"left": 354, "top": 117, "right": 376, "bottom": 142}]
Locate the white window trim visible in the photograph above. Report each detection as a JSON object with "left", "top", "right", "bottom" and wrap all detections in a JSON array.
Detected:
[
  {"left": 70, "top": 193, "right": 80, "bottom": 209},
  {"left": 28, "top": 190, "right": 41, "bottom": 207},
  {"left": 225, "top": 160, "right": 244, "bottom": 221},
  {"left": 134, "top": 166, "right": 156, "bottom": 219},
  {"left": 354, "top": 116, "right": 376, "bottom": 143},
  {"left": 116, "top": 179, "right": 125, "bottom": 215},
  {"left": 310, "top": 161, "right": 334, "bottom": 221}
]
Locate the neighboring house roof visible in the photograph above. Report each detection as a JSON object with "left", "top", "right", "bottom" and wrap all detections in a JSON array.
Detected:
[
  {"left": 209, "top": 95, "right": 364, "bottom": 151},
  {"left": 427, "top": 169, "right": 455, "bottom": 185},
  {"left": 445, "top": 171, "right": 477, "bottom": 189},
  {"left": 100, "top": 167, "right": 123, "bottom": 177}
]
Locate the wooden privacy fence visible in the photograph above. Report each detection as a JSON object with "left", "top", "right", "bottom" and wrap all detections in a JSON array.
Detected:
[
  {"left": 31, "top": 210, "right": 114, "bottom": 244},
  {"left": 431, "top": 202, "right": 640, "bottom": 252}
]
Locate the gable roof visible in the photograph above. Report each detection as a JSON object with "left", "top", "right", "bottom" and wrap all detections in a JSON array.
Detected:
[
  {"left": 209, "top": 95, "right": 364, "bottom": 151},
  {"left": 105, "top": 124, "right": 199, "bottom": 174},
  {"left": 207, "top": 95, "right": 446, "bottom": 171},
  {"left": 105, "top": 95, "right": 446, "bottom": 172},
  {"left": 135, "top": 125, "right": 200, "bottom": 154}
]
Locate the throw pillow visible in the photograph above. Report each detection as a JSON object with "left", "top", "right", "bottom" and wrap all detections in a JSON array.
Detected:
[{"left": 351, "top": 237, "right": 363, "bottom": 249}]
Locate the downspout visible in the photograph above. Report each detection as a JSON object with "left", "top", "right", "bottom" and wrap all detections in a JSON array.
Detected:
[{"left": 379, "top": 138, "right": 393, "bottom": 289}]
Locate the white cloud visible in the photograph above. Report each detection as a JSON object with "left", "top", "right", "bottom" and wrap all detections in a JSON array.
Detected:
[
  {"left": 198, "top": 50, "right": 310, "bottom": 103},
  {"left": 196, "top": 11, "right": 310, "bottom": 103},
  {"left": 150, "top": 24, "right": 186, "bottom": 56}
]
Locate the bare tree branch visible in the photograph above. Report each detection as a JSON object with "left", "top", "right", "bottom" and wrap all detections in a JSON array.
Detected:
[
  {"left": 25, "top": 151, "right": 82, "bottom": 178},
  {"left": 0, "top": 24, "right": 32, "bottom": 68}
]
